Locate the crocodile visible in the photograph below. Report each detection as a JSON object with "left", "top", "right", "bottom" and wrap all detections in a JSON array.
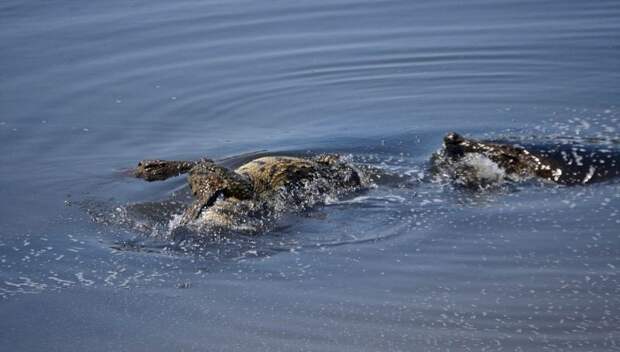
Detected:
[
  {"left": 133, "top": 154, "right": 368, "bottom": 234},
  {"left": 432, "top": 132, "right": 620, "bottom": 187}
]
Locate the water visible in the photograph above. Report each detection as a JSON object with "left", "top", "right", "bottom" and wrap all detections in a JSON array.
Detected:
[{"left": 1, "top": 0, "right": 619, "bottom": 350}]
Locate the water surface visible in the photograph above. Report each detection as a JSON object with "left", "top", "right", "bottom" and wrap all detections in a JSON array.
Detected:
[{"left": 1, "top": 0, "right": 619, "bottom": 351}]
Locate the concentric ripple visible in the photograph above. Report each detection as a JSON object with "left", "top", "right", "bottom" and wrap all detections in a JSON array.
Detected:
[{"left": 2, "top": 0, "right": 620, "bottom": 350}]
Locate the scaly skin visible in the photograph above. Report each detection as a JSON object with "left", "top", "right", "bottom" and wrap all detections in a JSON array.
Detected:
[
  {"left": 134, "top": 160, "right": 199, "bottom": 181},
  {"left": 237, "top": 156, "right": 361, "bottom": 194},
  {"left": 134, "top": 154, "right": 364, "bottom": 232},
  {"left": 439, "top": 132, "right": 564, "bottom": 183}
]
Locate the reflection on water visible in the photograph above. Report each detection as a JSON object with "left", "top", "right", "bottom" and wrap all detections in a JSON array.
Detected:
[{"left": 1, "top": 0, "right": 620, "bottom": 350}]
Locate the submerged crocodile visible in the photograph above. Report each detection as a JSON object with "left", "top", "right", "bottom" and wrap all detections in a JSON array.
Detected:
[
  {"left": 433, "top": 132, "right": 620, "bottom": 187},
  {"left": 134, "top": 154, "right": 371, "bottom": 234}
]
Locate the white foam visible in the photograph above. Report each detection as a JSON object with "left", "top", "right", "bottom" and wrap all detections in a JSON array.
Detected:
[
  {"left": 75, "top": 272, "right": 95, "bottom": 286},
  {"left": 458, "top": 154, "right": 507, "bottom": 184},
  {"left": 326, "top": 194, "right": 406, "bottom": 205}
]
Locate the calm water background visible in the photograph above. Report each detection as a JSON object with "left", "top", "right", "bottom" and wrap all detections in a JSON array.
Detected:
[{"left": 1, "top": 0, "right": 619, "bottom": 351}]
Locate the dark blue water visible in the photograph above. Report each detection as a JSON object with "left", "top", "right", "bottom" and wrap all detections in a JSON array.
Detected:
[{"left": 1, "top": 0, "right": 619, "bottom": 350}]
